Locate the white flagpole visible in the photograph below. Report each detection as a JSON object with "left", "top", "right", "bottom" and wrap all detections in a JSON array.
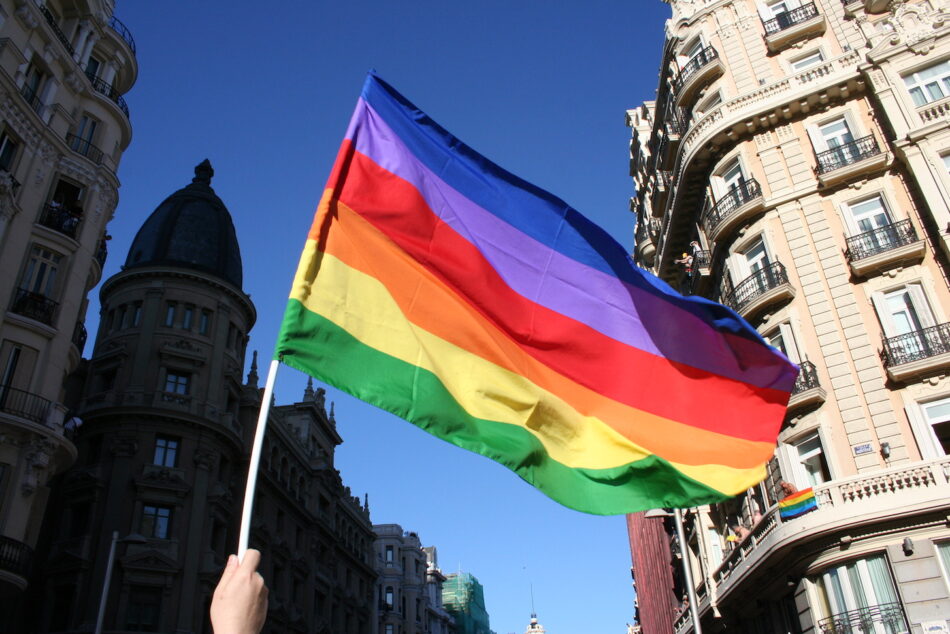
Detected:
[{"left": 237, "top": 358, "right": 281, "bottom": 560}]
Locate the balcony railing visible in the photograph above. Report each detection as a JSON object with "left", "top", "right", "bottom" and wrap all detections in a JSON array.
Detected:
[
  {"left": 762, "top": 3, "right": 819, "bottom": 35},
  {"left": 817, "top": 602, "right": 909, "bottom": 634},
  {"left": 72, "top": 322, "right": 87, "bottom": 353},
  {"left": 0, "top": 385, "right": 52, "bottom": 424},
  {"left": 675, "top": 46, "right": 719, "bottom": 93},
  {"left": 693, "top": 249, "right": 711, "bottom": 271},
  {"left": 38, "top": 203, "right": 82, "bottom": 239},
  {"left": 85, "top": 71, "right": 130, "bottom": 119},
  {"left": 67, "top": 133, "right": 104, "bottom": 164},
  {"left": 96, "top": 239, "right": 108, "bottom": 268},
  {"left": 108, "top": 16, "right": 137, "bottom": 55},
  {"left": 19, "top": 82, "right": 43, "bottom": 114},
  {"left": 792, "top": 360, "right": 819, "bottom": 394},
  {"left": 845, "top": 219, "right": 918, "bottom": 262},
  {"left": 0, "top": 535, "right": 34, "bottom": 580},
  {"left": 882, "top": 323, "right": 950, "bottom": 367},
  {"left": 723, "top": 262, "right": 789, "bottom": 313},
  {"left": 815, "top": 135, "right": 882, "bottom": 174},
  {"left": 38, "top": 4, "right": 75, "bottom": 56},
  {"left": 700, "top": 178, "right": 763, "bottom": 235},
  {"left": 11, "top": 288, "right": 58, "bottom": 325}
]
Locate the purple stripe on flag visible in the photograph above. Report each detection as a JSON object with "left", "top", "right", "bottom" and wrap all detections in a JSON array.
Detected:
[{"left": 346, "top": 98, "right": 794, "bottom": 390}]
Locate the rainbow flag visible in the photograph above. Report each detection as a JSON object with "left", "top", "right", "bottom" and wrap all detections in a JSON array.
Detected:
[
  {"left": 275, "top": 73, "right": 798, "bottom": 514},
  {"left": 778, "top": 488, "right": 818, "bottom": 520}
]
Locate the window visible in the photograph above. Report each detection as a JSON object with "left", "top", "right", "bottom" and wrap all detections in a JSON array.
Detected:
[
  {"left": 20, "top": 245, "right": 62, "bottom": 297},
  {"left": 70, "top": 114, "right": 98, "bottom": 157},
  {"left": 874, "top": 285, "right": 935, "bottom": 340},
  {"left": 164, "top": 372, "right": 190, "bottom": 395},
  {"left": 794, "top": 434, "right": 830, "bottom": 487},
  {"left": 903, "top": 59, "right": 950, "bottom": 107},
  {"left": 132, "top": 302, "right": 142, "bottom": 327},
  {"left": 0, "top": 129, "right": 19, "bottom": 173},
  {"left": 845, "top": 195, "right": 892, "bottom": 235},
  {"left": 20, "top": 61, "right": 45, "bottom": 111},
  {"left": 938, "top": 542, "right": 950, "bottom": 590},
  {"left": 84, "top": 55, "right": 101, "bottom": 79},
  {"left": 385, "top": 586, "right": 394, "bottom": 608},
  {"left": 819, "top": 116, "right": 855, "bottom": 151},
  {"left": 765, "top": 0, "right": 800, "bottom": 18},
  {"left": 385, "top": 545, "right": 394, "bottom": 562},
  {"left": 141, "top": 505, "right": 172, "bottom": 539},
  {"left": 199, "top": 309, "right": 211, "bottom": 335},
  {"left": 920, "top": 398, "right": 950, "bottom": 456},
  {"left": 791, "top": 50, "right": 824, "bottom": 72},
  {"left": 813, "top": 554, "right": 904, "bottom": 633},
  {"left": 153, "top": 436, "right": 179, "bottom": 467},
  {"left": 117, "top": 305, "right": 128, "bottom": 329},
  {"left": 766, "top": 323, "right": 801, "bottom": 363},
  {"left": 182, "top": 306, "right": 194, "bottom": 330},
  {"left": 385, "top": 625, "right": 394, "bottom": 634},
  {"left": 125, "top": 586, "right": 162, "bottom": 632},
  {"left": 164, "top": 302, "right": 176, "bottom": 327}
]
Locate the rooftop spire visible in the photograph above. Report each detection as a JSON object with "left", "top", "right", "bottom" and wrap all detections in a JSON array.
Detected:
[
  {"left": 304, "top": 377, "right": 315, "bottom": 401},
  {"left": 247, "top": 351, "right": 259, "bottom": 387}
]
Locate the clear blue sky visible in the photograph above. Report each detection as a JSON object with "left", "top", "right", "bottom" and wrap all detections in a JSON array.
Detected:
[{"left": 96, "top": 2, "right": 671, "bottom": 632}]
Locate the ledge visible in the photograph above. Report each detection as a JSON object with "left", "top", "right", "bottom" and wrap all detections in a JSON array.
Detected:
[
  {"left": 849, "top": 239, "right": 925, "bottom": 278},
  {"left": 764, "top": 12, "right": 825, "bottom": 52},
  {"left": 817, "top": 151, "right": 890, "bottom": 188}
]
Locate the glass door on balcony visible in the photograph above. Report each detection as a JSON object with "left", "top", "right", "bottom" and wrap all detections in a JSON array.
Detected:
[
  {"left": 846, "top": 196, "right": 896, "bottom": 254},
  {"left": 815, "top": 554, "right": 907, "bottom": 634},
  {"left": 816, "top": 117, "right": 856, "bottom": 169},
  {"left": 20, "top": 245, "right": 61, "bottom": 297},
  {"left": 880, "top": 286, "right": 935, "bottom": 360},
  {"left": 920, "top": 399, "right": 950, "bottom": 456},
  {"left": 71, "top": 115, "right": 98, "bottom": 155},
  {"left": 740, "top": 239, "right": 772, "bottom": 296},
  {"left": 794, "top": 434, "right": 830, "bottom": 487}
]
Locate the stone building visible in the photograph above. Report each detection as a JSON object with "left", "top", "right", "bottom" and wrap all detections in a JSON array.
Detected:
[
  {"left": 374, "top": 524, "right": 456, "bottom": 634},
  {"left": 627, "top": 0, "right": 950, "bottom": 632},
  {"left": 0, "top": 0, "right": 136, "bottom": 619},
  {"left": 28, "top": 162, "right": 376, "bottom": 633}
]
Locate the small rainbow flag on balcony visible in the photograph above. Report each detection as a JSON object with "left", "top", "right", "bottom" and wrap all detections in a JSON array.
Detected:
[
  {"left": 275, "top": 72, "right": 798, "bottom": 515},
  {"left": 778, "top": 488, "right": 818, "bottom": 520}
]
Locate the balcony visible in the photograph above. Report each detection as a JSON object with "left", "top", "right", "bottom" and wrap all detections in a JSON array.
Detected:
[
  {"left": 18, "top": 83, "right": 42, "bottom": 115},
  {"left": 108, "top": 16, "right": 137, "bottom": 55},
  {"left": 72, "top": 322, "right": 87, "bottom": 353},
  {"left": 882, "top": 322, "right": 950, "bottom": 383},
  {"left": 817, "top": 602, "right": 909, "bottom": 634},
  {"left": 67, "top": 133, "right": 104, "bottom": 165},
  {"left": 762, "top": 3, "right": 825, "bottom": 52},
  {"left": 700, "top": 178, "right": 765, "bottom": 243},
  {"left": 679, "top": 456, "right": 950, "bottom": 634},
  {"left": 0, "top": 535, "right": 33, "bottom": 590},
  {"left": 85, "top": 71, "right": 130, "bottom": 120},
  {"left": 38, "top": 4, "right": 75, "bottom": 56},
  {"left": 38, "top": 203, "right": 82, "bottom": 239},
  {"left": 95, "top": 238, "right": 109, "bottom": 269},
  {"left": 675, "top": 46, "right": 723, "bottom": 106},
  {"left": 787, "top": 360, "right": 825, "bottom": 412},
  {"left": 815, "top": 135, "right": 887, "bottom": 188},
  {"left": 846, "top": 219, "right": 925, "bottom": 277},
  {"left": 0, "top": 385, "right": 52, "bottom": 424},
  {"left": 10, "top": 288, "right": 58, "bottom": 326},
  {"left": 722, "top": 262, "right": 794, "bottom": 319}
]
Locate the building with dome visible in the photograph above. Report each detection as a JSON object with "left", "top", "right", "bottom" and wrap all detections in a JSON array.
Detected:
[
  {"left": 27, "top": 162, "right": 377, "bottom": 633},
  {"left": 0, "top": 0, "right": 137, "bottom": 620}
]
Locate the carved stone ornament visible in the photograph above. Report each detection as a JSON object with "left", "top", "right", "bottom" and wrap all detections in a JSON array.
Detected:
[
  {"left": 880, "top": 2, "right": 948, "bottom": 52},
  {"left": 193, "top": 447, "right": 217, "bottom": 471}
]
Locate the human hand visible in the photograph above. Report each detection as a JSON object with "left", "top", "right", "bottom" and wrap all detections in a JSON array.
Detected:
[{"left": 210, "top": 549, "right": 268, "bottom": 634}]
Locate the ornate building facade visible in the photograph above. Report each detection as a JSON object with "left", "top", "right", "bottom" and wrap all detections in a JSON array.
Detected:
[
  {"left": 374, "top": 524, "right": 456, "bottom": 634},
  {"left": 628, "top": 0, "right": 950, "bottom": 631},
  {"left": 28, "top": 162, "right": 376, "bottom": 633},
  {"left": 0, "top": 0, "right": 136, "bottom": 618}
]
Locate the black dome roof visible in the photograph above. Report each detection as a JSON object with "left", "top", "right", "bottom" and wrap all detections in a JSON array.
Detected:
[{"left": 124, "top": 160, "right": 243, "bottom": 288}]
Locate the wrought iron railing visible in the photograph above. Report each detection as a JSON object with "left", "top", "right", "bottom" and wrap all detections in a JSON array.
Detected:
[
  {"left": 38, "top": 4, "right": 75, "bottom": 56},
  {"left": 108, "top": 15, "right": 137, "bottom": 54},
  {"left": 792, "top": 360, "right": 819, "bottom": 394},
  {"left": 67, "top": 133, "right": 104, "bottom": 164},
  {"left": 38, "top": 203, "right": 82, "bottom": 239},
  {"left": 96, "top": 239, "right": 108, "bottom": 268},
  {"left": 693, "top": 249, "right": 711, "bottom": 270},
  {"left": 815, "top": 135, "right": 881, "bottom": 174},
  {"left": 817, "top": 602, "right": 909, "bottom": 634},
  {"left": 85, "top": 71, "right": 130, "bottom": 119},
  {"left": 0, "top": 535, "right": 33, "bottom": 579},
  {"left": 723, "top": 262, "right": 789, "bottom": 313},
  {"left": 763, "top": 3, "right": 819, "bottom": 35},
  {"left": 845, "top": 219, "right": 918, "bottom": 262},
  {"left": 665, "top": 110, "right": 687, "bottom": 136},
  {"left": 19, "top": 82, "right": 42, "bottom": 114},
  {"left": 11, "top": 288, "right": 59, "bottom": 325},
  {"left": 0, "top": 384, "right": 52, "bottom": 424},
  {"left": 72, "top": 322, "right": 88, "bottom": 353},
  {"left": 883, "top": 322, "right": 950, "bottom": 367},
  {"left": 701, "top": 178, "right": 762, "bottom": 235},
  {"left": 657, "top": 170, "right": 672, "bottom": 190},
  {"left": 675, "top": 46, "right": 719, "bottom": 93}
]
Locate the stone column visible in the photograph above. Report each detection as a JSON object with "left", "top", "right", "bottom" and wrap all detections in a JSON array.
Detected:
[{"left": 176, "top": 446, "right": 216, "bottom": 633}]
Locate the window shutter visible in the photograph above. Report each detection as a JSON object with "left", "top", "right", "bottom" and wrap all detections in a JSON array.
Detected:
[{"left": 907, "top": 284, "right": 936, "bottom": 328}]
